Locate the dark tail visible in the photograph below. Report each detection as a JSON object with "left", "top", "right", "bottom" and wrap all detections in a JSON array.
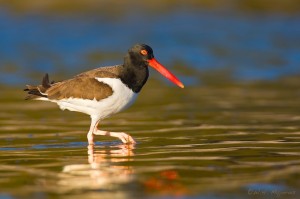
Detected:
[{"left": 24, "top": 73, "right": 54, "bottom": 100}]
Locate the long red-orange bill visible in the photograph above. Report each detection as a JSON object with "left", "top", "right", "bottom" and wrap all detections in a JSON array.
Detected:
[{"left": 148, "top": 58, "right": 184, "bottom": 88}]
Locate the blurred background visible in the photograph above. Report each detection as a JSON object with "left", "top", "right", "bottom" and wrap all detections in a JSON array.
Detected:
[
  {"left": 0, "top": 1, "right": 300, "bottom": 199},
  {"left": 0, "top": 0, "right": 299, "bottom": 87}
]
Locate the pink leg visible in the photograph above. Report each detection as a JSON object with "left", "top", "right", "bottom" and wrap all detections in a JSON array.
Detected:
[
  {"left": 87, "top": 131, "right": 94, "bottom": 145},
  {"left": 88, "top": 116, "right": 136, "bottom": 145},
  {"left": 87, "top": 116, "right": 99, "bottom": 145}
]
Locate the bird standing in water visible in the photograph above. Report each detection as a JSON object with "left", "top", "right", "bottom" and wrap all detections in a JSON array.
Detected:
[{"left": 24, "top": 44, "right": 184, "bottom": 145}]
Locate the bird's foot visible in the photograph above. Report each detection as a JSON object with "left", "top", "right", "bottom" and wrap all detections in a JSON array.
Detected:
[
  {"left": 93, "top": 130, "right": 136, "bottom": 144},
  {"left": 110, "top": 132, "right": 136, "bottom": 144}
]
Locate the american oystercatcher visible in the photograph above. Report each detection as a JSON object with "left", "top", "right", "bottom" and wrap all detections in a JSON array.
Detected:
[{"left": 24, "top": 44, "right": 184, "bottom": 145}]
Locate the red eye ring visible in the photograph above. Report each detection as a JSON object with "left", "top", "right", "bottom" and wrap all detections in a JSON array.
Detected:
[{"left": 140, "top": 50, "right": 148, "bottom": 55}]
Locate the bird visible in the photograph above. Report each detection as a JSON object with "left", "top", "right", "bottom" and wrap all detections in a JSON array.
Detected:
[{"left": 24, "top": 44, "right": 184, "bottom": 145}]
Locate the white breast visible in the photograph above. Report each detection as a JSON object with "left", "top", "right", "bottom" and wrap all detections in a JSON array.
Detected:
[{"left": 55, "top": 78, "right": 137, "bottom": 120}]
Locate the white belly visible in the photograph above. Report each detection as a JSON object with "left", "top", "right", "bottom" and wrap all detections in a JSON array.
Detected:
[{"left": 54, "top": 78, "right": 137, "bottom": 120}]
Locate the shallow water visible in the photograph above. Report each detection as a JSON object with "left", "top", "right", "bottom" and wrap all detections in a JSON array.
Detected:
[
  {"left": 1, "top": 77, "right": 300, "bottom": 198},
  {"left": 0, "top": 4, "right": 300, "bottom": 199}
]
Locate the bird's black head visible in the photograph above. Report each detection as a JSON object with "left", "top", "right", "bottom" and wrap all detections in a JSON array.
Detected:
[
  {"left": 127, "top": 44, "right": 154, "bottom": 66},
  {"left": 124, "top": 43, "right": 184, "bottom": 90}
]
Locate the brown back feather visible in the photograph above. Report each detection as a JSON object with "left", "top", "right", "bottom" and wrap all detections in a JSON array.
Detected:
[
  {"left": 24, "top": 65, "right": 124, "bottom": 101},
  {"left": 46, "top": 70, "right": 119, "bottom": 101}
]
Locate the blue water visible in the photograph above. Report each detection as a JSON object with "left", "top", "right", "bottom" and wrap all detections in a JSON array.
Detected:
[{"left": 0, "top": 9, "right": 300, "bottom": 85}]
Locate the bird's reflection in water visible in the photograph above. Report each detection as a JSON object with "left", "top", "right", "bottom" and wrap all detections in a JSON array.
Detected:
[{"left": 59, "top": 144, "right": 135, "bottom": 192}]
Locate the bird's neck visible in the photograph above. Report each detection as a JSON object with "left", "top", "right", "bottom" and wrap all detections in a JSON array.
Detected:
[{"left": 120, "top": 55, "right": 149, "bottom": 93}]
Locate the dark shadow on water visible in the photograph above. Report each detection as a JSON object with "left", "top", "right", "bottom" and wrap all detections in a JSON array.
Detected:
[
  {"left": 0, "top": 138, "right": 130, "bottom": 151},
  {"left": 0, "top": 147, "right": 24, "bottom": 151},
  {"left": 31, "top": 141, "right": 124, "bottom": 150}
]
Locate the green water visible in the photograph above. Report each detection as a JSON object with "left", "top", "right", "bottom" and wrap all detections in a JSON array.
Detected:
[{"left": 0, "top": 77, "right": 299, "bottom": 199}]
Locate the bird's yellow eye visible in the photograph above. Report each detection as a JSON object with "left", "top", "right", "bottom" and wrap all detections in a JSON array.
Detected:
[{"left": 140, "top": 49, "right": 148, "bottom": 55}]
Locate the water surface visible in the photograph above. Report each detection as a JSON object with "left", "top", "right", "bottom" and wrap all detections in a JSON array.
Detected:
[
  {"left": 0, "top": 5, "right": 300, "bottom": 199},
  {"left": 1, "top": 77, "right": 300, "bottom": 198}
]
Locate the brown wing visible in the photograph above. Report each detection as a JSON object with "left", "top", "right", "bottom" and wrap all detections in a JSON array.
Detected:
[{"left": 46, "top": 71, "right": 118, "bottom": 101}]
